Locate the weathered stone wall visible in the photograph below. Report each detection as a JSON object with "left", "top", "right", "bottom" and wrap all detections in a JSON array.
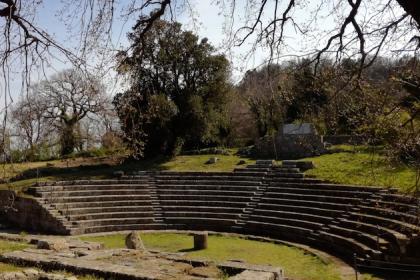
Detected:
[
  {"left": 254, "top": 134, "right": 326, "bottom": 159},
  {"left": 0, "top": 190, "right": 68, "bottom": 234}
]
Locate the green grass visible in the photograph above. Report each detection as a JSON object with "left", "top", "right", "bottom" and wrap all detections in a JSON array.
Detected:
[
  {"left": 3, "top": 145, "right": 418, "bottom": 194},
  {"left": 81, "top": 233, "right": 342, "bottom": 280},
  {"left": 304, "top": 145, "right": 418, "bottom": 192},
  {"left": 0, "top": 240, "right": 29, "bottom": 254},
  {"left": 160, "top": 152, "right": 254, "bottom": 172},
  {"left": 0, "top": 150, "right": 254, "bottom": 192},
  {"left": 0, "top": 240, "right": 30, "bottom": 273}
]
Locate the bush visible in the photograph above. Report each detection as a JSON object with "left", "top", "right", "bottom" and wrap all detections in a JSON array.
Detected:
[
  {"left": 101, "top": 131, "right": 124, "bottom": 151},
  {"left": 182, "top": 147, "right": 231, "bottom": 156}
]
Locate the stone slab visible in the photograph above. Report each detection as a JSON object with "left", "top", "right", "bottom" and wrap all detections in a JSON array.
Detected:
[
  {"left": 0, "top": 248, "right": 284, "bottom": 280},
  {"left": 228, "top": 270, "right": 276, "bottom": 280}
]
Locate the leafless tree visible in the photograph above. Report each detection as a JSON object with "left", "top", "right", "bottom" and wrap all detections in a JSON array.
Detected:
[
  {"left": 10, "top": 94, "right": 54, "bottom": 159},
  {"left": 1, "top": 0, "right": 418, "bottom": 85},
  {"left": 1, "top": 0, "right": 419, "bottom": 155},
  {"left": 37, "top": 69, "right": 106, "bottom": 156}
]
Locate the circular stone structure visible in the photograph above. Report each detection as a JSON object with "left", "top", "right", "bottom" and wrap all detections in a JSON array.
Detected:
[{"left": 11, "top": 160, "right": 420, "bottom": 274}]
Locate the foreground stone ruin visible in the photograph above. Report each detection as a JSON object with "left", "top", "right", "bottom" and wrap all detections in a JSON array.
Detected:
[
  {"left": 0, "top": 236, "right": 282, "bottom": 280},
  {"left": 2, "top": 160, "right": 420, "bottom": 273}
]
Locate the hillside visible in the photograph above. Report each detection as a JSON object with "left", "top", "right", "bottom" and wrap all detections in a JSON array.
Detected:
[{"left": 0, "top": 146, "right": 417, "bottom": 193}]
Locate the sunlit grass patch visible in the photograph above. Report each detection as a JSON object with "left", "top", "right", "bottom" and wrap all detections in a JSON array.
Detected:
[
  {"left": 304, "top": 145, "right": 417, "bottom": 192},
  {"left": 81, "top": 233, "right": 342, "bottom": 280}
]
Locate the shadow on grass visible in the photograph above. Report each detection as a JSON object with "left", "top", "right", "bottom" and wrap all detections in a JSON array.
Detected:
[
  {"left": 178, "top": 247, "right": 197, "bottom": 253},
  {"left": 2, "top": 156, "right": 172, "bottom": 191}
]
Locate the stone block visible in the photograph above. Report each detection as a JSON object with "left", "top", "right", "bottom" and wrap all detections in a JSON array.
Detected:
[
  {"left": 125, "top": 231, "right": 145, "bottom": 250},
  {"left": 206, "top": 157, "right": 219, "bottom": 164},
  {"left": 37, "top": 238, "right": 69, "bottom": 251},
  {"left": 193, "top": 231, "right": 208, "bottom": 250},
  {"left": 113, "top": 170, "right": 124, "bottom": 178},
  {"left": 189, "top": 266, "right": 222, "bottom": 278},
  {"left": 229, "top": 270, "right": 276, "bottom": 280},
  {"left": 0, "top": 272, "right": 27, "bottom": 280},
  {"left": 22, "top": 269, "right": 39, "bottom": 278}
]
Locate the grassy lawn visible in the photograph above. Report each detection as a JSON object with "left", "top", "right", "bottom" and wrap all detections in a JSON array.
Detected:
[
  {"left": 159, "top": 152, "right": 254, "bottom": 172},
  {"left": 81, "top": 233, "right": 342, "bottom": 280},
  {"left": 2, "top": 145, "right": 418, "bottom": 193},
  {"left": 304, "top": 145, "right": 418, "bottom": 193},
  {"left": 0, "top": 240, "right": 30, "bottom": 273},
  {"left": 0, "top": 240, "right": 29, "bottom": 254},
  {"left": 0, "top": 150, "right": 254, "bottom": 192}
]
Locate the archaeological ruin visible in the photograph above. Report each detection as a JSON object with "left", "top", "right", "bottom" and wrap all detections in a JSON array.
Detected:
[{"left": 0, "top": 159, "right": 419, "bottom": 279}]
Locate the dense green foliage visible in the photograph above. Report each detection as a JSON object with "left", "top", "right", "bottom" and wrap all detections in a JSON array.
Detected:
[
  {"left": 114, "top": 20, "right": 232, "bottom": 158},
  {"left": 233, "top": 57, "right": 420, "bottom": 167}
]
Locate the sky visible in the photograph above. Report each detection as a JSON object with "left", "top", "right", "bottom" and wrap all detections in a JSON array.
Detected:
[
  {"left": 5, "top": 0, "right": 244, "bottom": 103},
  {"left": 1, "top": 0, "right": 413, "bottom": 107}
]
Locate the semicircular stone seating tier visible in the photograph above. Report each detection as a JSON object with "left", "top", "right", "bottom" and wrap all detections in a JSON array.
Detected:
[{"left": 27, "top": 160, "right": 420, "bottom": 270}]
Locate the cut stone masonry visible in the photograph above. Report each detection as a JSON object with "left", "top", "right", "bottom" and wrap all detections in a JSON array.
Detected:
[{"left": 2, "top": 160, "right": 419, "bottom": 272}]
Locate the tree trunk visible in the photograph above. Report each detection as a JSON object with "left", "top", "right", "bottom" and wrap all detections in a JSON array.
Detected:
[
  {"left": 395, "top": 0, "right": 420, "bottom": 27},
  {"left": 60, "top": 124, "right": 76, "bottom": 156}
]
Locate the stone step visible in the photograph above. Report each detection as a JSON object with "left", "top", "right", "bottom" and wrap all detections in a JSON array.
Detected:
[
  {"left": 348, "top": 212, "right": 419, "bottom": 235},
  {"left": 155, "top": 189, "right": 262, "bottom": 197},
  {"left": 266, "top": 177, "right": 322, "bottom": 183},
  {"left": 266, "top": 186, "right": 376, "bottom": 198},
  {"left": 67, "top": 211, "right": 157, "bottom": 221},
  {"left": 156, "top": 180, "right": 262, "bottom": 186},
  {"left": 36, "top": 189, "right": 151, "bottom": 198},
  {"left": 51, "top": 200, "right": 156, "bottom": 209},
  {"left": 246, "top": 221, "right": 315, "bottom": 240},
  {"left": 327, "top": 225, "right": 391, "bottom": 251},
  {"left": 28, "top": 183, "right": 152, "bottom": 193},
  {"left": 35, "top": 179, "right": 151, "bottom": 186},
  {"left": 164, "top": 217, "right": 237, "bottom": 227},
  {"left": 158, "top": 194, "right": 254, "bottom": 202},
  {"left": 258, "top": 203, "right": 344, "bottom": 218},
  {"left": 154, "top": 175, "right": 263, "bottom": 182},
  {"left": 252, "top": 209, "right": 334, "bottom": 224},
  {"left": 158, "top": 200, "right": 250, "bottom": 207},
  {"left": 160, "top": 205, "right": 244, "bottom": 213},
  {"left": 257, "top": 202, "right": 345, "bottom": 217},
  {"left": 365, "top": 199, "right": 420, "bottom": 214},
  {"left": 336, "top": 218, "right": 409, "bottom": 244},
  {"left": 271, "top": 167, "right": 300, "bottom": 172},
  {"left": 317, "top": 231, "right": 383, "bottom": 258},
  {"left": 45, "top": 195, "right": 152, "bottom": 204},
  {"left": 156, "top": 171, "right": 233, "bottom": 176},
  {"left": 59, "top": 206, "right": 155, "bottom": 215},
  {"left": 269, "top": 173, "right": 305, "bottom": 178},
  {"left": 77, "top": 223, "right": 170, "bottom": 234},
  {"left": 265, "top": 191, "right": 362, "bottom": 204},
  {"left": 379, "top": 193, "right": 419, "bottom": 204},
  {"left": 230, "top": 225, "right": 243, "bottom": 232},
  {"left": 155, "top": 185, "right": 263, "bottom": 191},
  {"left": 161, "top": 211, "right": 240, "bottom": 220},
  {"left": 255, "top": 160, "right": 276, "bottom": 165},
  {"left": 268, "top": 182, "right": 383, "bottom": 193},
  {"left": 244, "top": 165, "right": 273, "bottom": 169},
  {"left": 357, "top": 205, "right": 419, "bottom": 224},
  {"left": 249, "top": 215, "right": 324, "bottom": 231},
  {"left": 75, "top": 217, "right": 159, "bottom": 227},
  {"left": 234, "top": 168, "right": 269, "bottom": 173},
  {"left": 281, "top": 160, "right": 298, "bottom": 166}
]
